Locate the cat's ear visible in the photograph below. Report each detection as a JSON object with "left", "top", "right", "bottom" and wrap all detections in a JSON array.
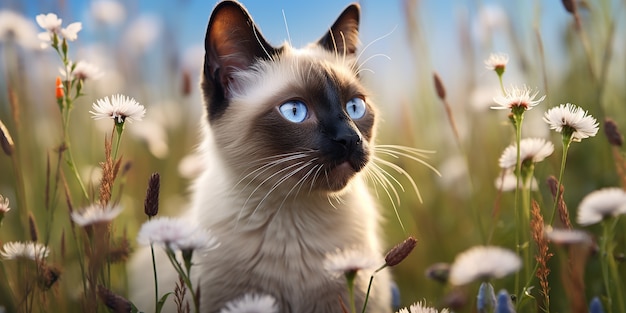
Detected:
[
  {"left": 203, "top": 1, "right": 274, "bottom": 99},
  {"left": 318, "top": 3, "right": 360, "bottom": 56}
]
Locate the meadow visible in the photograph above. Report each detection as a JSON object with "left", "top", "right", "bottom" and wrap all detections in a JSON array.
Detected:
[{"left": 1, "top": 0, "right": 625, "bottom": 312}]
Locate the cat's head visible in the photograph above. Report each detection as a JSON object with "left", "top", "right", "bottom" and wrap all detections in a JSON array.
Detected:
[{"left": 201, "top": 1, "right": 376, "bottom": 193}]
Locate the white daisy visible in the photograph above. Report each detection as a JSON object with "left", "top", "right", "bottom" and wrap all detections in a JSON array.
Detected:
[
  {"left": 543, "top": 103, "right": 599, "bottom": 142},
  {"left": 60, "top": 22, "right": 82, "bottom": 41},
  {"left": 71, "top": 203, "right": 123, "bottom": 227},
  {"left": 36, "top": 13, "right": 62, "bottom": 33},
  {"left": 0, "top": 10, "right": 39, "bottom": 49},
  {"left": 577, "top": 187, "right": 626, "bottom": 226},
  {"left": 136, "top": 217, "right": 220, "bottom": 252},
  {"left": 220, "top": 293, "right": 279, "bottom": 313},
  {"left": 484, "top": 53, "right": 509, "bottom": 71},
  {"left": 323, "top": 247, "right": 381, "bottom": 277},
  {"left": 544, "top": 226, "right": 592, "bottom": 245},
  {"left": 492, "top": 85, "right": 545, "bottom": 111},
  {"left": 60, "top": 61, "right": 103, "bottom": 81},
  {"left": 396, "top": 301, "right": 449, "bottom": 313},
  {"left": 498, "top": 137, "right": 554, "bottom": 169},
  {"left": 90, "top": 94, "right": 146, "bottom": 124},
  {"left": 1, "top": 241, "right": 49, "bottom": 260},
  {"left": 0, "top": 194, "right": 9, "bottom": 213},
  {"left": 36, "top": 12, "right": 82, "bottom": 48},
  {"left": 448, "top": 246, "right": 521, "bottom": 285}
]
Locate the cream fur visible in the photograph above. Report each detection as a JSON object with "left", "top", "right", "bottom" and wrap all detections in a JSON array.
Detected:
[{"left": 130, "top": 27, "right": 391, "bottom": 313}]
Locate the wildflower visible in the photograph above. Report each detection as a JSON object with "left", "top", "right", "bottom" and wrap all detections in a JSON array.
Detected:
[
  {"left": 433, "top": 73, "right": 446, "bottom": 100},
  {"left": 144, "top": 172, "right": 160, "bottom": 217},
  {"left": 448, "top": 246, "right": 521, "bottom": 286},
  {"left": 137, "top": 217, "right": 219, "bottom": 252},
  {"left": 604, "top": 118, "right": 623, "bottom": 147},
  {"left": 90, "top": 94, "right": 146, "bottom": 124},
  {"left": 577, "top": 187, "right": 626, "bottom": 226},
  {"left": 589, "top": 297, "right": 605, "bottom": 313},
  {"left": 0, "top": 194, "right": 10, "bottom": 225},
  {"left": 36, "top": 13, "right": 82, "bottom": 48},
  {"left": 544, "top": 226, "right": 592, "bottom": 245},
  {"left": 498, "top": 137, "right": 554, "bottom": 170},
  {"left": 543, "top": 103, "right": 599, "bottom": 142},
  {"left": 425, "top": 262, "right": 450, "bottom": 283},
  {"left": 495, "top": 290, "right": 515, "bottom": 313},
  {"left": 323, "top": 247, "right": 380, "bottom": 278},
  {"left": 60, "top": 22, "right": 82, "bottom": 41},
  {"left": 477, "top": 282, "right": 496, "bottom": 313},
  {"left": 219, "top": 293, "right": 279, "bottom": 313},
  {"left": 55, "top": 76, "right": 64, "bottom": 100},
  {"left": 61, "top": 61, "right": 103, "bottom": 81},
  {"left": 98, "top": 285, "right": 133, "bottom": 313},
  {"left": 396, "top": 301, "right": 449, "bottom": 313},
  {"left": 0, "top": 194, "right": 10, "bottom": 213},
  {"left": 0, "top": 10, "right": 39, "bottom": 49},
  {"left": 384, "top": 236, "right": 417, "bottom": 267},
  {"left": 36, "top": 13, "right": 63, "bottom": 34},
  {"left": 491, "top": 85, "right": 545, "bottom": 111},
  {"left": 484, "top": 53, "right": 509, "bottom": 73},
  {"left": 1, "top": 241, "right": 49, "bottom": 260},
  {"left": 70, "top": 203, "right": 123, "bottom": 227}
]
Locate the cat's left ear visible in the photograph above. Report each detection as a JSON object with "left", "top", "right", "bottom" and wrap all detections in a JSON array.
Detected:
[
  {"left": 204, "top": 1, "right": 274, "bottom": 99},
  {"left": 318, "top": 3, "right": 360, "bottom": 55}
]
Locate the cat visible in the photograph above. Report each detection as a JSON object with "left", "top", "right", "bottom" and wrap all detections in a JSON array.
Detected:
[{"left": 131, "top": 1, "right": 411, "bottom": 312}]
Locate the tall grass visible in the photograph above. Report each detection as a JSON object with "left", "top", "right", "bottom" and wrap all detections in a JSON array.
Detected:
[{"left": 0, "top": 1, "right": 625, "bottom": 312}]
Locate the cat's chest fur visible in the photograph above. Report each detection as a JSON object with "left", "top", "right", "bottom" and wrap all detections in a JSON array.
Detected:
[{"left": 191, "top": 147, "right": 390, "bottom": 312}]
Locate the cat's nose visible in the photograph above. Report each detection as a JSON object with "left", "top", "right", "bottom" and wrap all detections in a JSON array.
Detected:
[{"left": 332, "top": 128, "right": 362, "bottom": 152}]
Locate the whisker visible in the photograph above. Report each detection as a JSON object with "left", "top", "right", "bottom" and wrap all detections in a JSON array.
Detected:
[
  {"left": 238, "top": 160, "right": 307, "bottom": 225},
  {"left": 282, "top": 9, "right": 292, "bottom": 46},
  {"left": 375, "top": 145, "right": 442, "bottom": 177},
  {"left": 355, "top": 53, "right": 391, "bottom": 76},
  {"left": 369, "top": 160, "right": 403, "bottom": 202},
  {"left": 355, "top": 68, "right": 375, "bottom": 76},
  {"left": 276, "top": 160, "right": 318, "bottom": 211},
  {"left": 309, "top": 165, "right": 324, "bottom": 194},
  {"left": 233, "top": 153, "right": 311, "bottom": 195},
  {"left": 373, "top": 156, "right": 423, "bottom": 203},
  {"left": 364, "top": 163, "right": 405, "bottom": 231},
  {"left": 354, "top": 25, "right": 397, "bottom": 68},
  {"left": 250, "top": 161, "right": 313, "bottom": 223}
]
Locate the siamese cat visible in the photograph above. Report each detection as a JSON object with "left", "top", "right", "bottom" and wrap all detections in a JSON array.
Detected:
[{"left": 131, "top": 1, "right": 426, "bottom": 312}]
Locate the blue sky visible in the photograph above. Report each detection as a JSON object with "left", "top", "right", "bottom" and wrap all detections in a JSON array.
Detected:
[{"left": 3, "top": 0, "right": 586, "bottom": 109}]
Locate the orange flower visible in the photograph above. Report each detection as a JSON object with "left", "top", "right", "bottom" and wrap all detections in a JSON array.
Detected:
[{"left": 55, "top": 76, "right": 64, "bottom": 100}]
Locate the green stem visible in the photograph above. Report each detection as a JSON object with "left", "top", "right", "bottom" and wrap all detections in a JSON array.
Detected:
[
  {"left": 513, "top": 112, "right": 523, "bottom": 304},
  {"left": 165, "top": 250, "right": 199, "bottom": 313},
  {"left": 60, "top": 89, "right": 89, "bottom": 201},
  {"left": 601, "top": 220, "right": 614, "bottom": 313},
  {"left": 498, "top": 74, "right": 506, "bottom": 95},
  {"left": 521, "top": 170, "right": 532, "bottom": 287},
  {"left": 549, "top": 137, "right": 571, "bottom": 225},
  {"left": 348, "top": 280, "right": 356, "bottom": 313},
  {"left": 113, "top": 123, "right": 124, "bottom": 162},
  {"left": 150, "top": 243, "right": 159, "bottom": 313},
  {"left": 360, "top": 275, "right": 374, "bottom": 313}
]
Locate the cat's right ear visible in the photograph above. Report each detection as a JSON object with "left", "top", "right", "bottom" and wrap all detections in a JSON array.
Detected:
[{"left": 203, "top": 1, "right": 274, "bottom": 102}]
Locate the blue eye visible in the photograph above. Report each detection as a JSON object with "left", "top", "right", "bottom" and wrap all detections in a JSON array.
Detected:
[
  {"left": 346, "top": 97, "right": 366, "bottom": 119},
  {"left": 279, "top": 101, "right": 308, "bottom": 123}
]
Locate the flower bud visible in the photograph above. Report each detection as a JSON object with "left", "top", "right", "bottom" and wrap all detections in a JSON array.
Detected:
[{"left": 384, "top": 236, "right": 417, "bottom": 267}]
